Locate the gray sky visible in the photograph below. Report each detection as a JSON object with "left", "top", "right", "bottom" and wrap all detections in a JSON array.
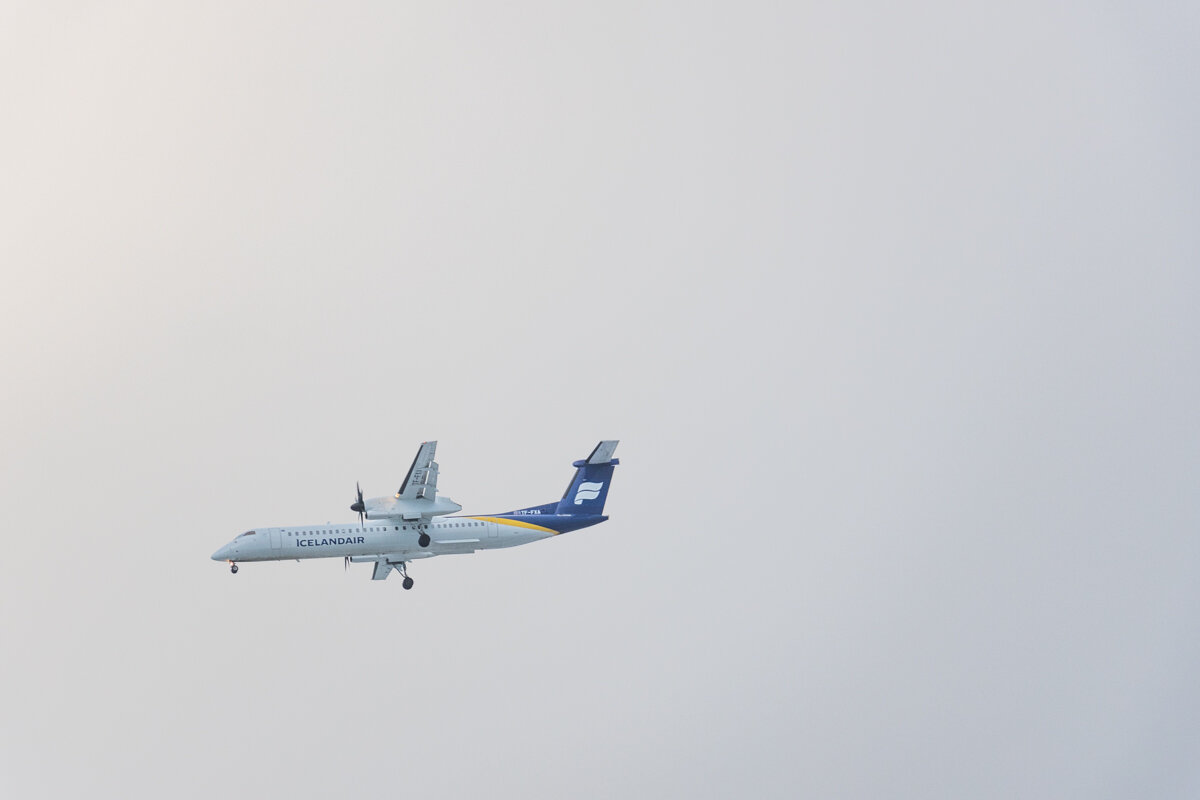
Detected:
[{"left": 1, "top": 2, "right": 1197, "bottom": 798}]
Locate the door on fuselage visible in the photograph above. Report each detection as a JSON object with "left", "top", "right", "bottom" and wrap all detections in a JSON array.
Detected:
[{"left": 270, "top": 529, "right": 282, "bottom": 553}]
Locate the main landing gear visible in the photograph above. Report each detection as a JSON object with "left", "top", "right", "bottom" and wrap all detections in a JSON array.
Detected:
[
  {"left": 230, "top": 563, "right": 239, "bottom": 574},
  {"left": 397, "top": 561, "right": 414, "bottom": 590},
  {"left": 416, "top": 523, "right": 430, "bottom": 548}
]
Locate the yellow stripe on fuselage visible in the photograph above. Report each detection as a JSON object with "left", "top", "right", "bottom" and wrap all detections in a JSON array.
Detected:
[{"left": 469, "top": 516, "right": 559, "bottom": 535}]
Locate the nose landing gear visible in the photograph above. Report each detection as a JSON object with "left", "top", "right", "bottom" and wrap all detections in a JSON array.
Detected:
[{"left": 230, "top": 563, "right": 239, "bottom": 574}]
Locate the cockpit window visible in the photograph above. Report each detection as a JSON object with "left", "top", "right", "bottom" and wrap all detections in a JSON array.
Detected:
[{"left": 237, "top": 530, "right": 256, "bottom": 538}]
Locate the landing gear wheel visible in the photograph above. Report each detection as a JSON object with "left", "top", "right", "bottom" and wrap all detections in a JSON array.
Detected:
[
  {"left": 418, "top": 533, "right": 431, "bottom": 548},
  {"left": 230, "top": 564, "right": 239, "bottom": 574},
  {"left": 402, "top": 576, "right": 414, "bottom": 590}
]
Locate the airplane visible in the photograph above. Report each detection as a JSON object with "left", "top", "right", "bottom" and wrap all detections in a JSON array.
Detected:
[{"left": 210, "top": 440, "right": 619, "bottom": 587}]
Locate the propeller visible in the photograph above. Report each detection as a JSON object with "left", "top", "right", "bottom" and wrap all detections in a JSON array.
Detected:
[{"left": 350, "top": 482, "right": 366, "bottom": 527}]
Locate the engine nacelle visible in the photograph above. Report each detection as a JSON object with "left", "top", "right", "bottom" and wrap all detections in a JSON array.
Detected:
[{"left": 365, "top": 494, "right": 462, "bottom": 520}]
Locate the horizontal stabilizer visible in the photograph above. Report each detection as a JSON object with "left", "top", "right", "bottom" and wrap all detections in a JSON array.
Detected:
[{"left": 587, "top": 440, "right": 619, "bottom": 465}]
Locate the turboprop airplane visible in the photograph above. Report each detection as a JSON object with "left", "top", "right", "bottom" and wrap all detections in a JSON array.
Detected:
[{"left": 210, "top": 440, "right": 618, "bottom": 588}]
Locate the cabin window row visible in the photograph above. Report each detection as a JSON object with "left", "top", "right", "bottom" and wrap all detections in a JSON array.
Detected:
[{"left": 281, "top": 522, "right": 485, "bottom": 536}]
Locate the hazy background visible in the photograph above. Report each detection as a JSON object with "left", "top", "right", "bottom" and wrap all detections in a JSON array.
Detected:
[{"left": 1, "top": 2, "right": 1197, "bottom": 797}]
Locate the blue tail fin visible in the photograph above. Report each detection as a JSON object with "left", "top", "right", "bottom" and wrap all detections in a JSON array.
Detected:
[{"left": 555, "top": 440, "right": 619, "bottom": 516}]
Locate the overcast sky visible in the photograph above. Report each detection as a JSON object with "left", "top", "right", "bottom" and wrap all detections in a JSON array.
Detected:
[{"left": 1, "top": 2, "right": 1197, "bottom": 798}]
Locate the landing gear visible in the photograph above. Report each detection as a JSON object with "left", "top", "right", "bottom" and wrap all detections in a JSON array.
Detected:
[
  {"left": 230, "top": 563, "right": 239, "bottom": 574},
  {"left": 418, "top": 532, "right": 431, "bottom": 548},
  {"left": 397, "top": 562, "right": 414, "bottom": 590}
]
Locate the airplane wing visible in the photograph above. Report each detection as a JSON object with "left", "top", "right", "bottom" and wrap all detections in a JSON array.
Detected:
[
  {"left": 360, "top": 441, "right": 461, "bottom": 521},
  {"left": 397, "top": 441, "right": 440, "bottom": 501},
  {"left": 364, "top": 551, "right": 437, "bottom": 581}
]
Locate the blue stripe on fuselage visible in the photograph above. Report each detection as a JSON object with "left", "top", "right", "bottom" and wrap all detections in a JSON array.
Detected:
[{"left": 479, "top": 514, "right": 608, "bottom": 535}]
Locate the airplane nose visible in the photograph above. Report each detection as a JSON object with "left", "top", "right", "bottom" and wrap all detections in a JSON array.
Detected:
[{"left": 211, "top": 545, "right": 229, "bottom": 561}]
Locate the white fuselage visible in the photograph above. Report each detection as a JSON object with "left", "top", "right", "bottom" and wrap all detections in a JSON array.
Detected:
[{"left": 211, "top": 516, "right": 556, "bottom": 565}]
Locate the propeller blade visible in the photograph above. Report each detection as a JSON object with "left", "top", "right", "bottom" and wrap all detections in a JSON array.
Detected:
[{"left": 350, "top": 481, "right": 367, "bottom": 528}]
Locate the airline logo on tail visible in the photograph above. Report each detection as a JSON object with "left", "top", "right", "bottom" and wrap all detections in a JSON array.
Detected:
[{"left": 574, "top": 482, "right": 604, "bottom": 504}]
